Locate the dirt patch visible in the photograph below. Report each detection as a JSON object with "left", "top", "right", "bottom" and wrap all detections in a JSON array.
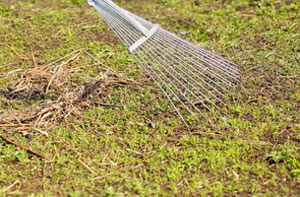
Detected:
[
  {"left": 262, "top": 124, "right": 300, "bottom": 145},
  {"left": 78, "top": 28, "right": 120, "bottom": 46}
]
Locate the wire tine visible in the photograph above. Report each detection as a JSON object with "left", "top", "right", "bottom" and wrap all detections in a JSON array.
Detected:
[
  {"left": 161, "top": 29, "right": 240, "bottom": 74},
  {"left": 100, "top": 8, "right": 200, "bottom": 122},
  {"left": 139, "top": 41, "right": 219, "bottom": 111},
  {"left": 89, "top": 0, "right": 241, "bottom": 123},
  {"left": 155, "top": 32, "right": 240, "bottom": 83},
  {"left": 158, "top": 31, "right": 240, "bottom": 81},
  {"left": 122, "top": 8, "right": 240, "bottom": 75},
  {"left": 98, "top": 3, "right": 227, "bottom": 114},
  {"left": 102, "top": 9, "right": 223, "bottom": 109},
  {"left": 105, "top": 11, "right": 213, "bottom": 115},
  {"left": 120, "top": 9, "right": 240, "bottom": 84},
  {"left": 148, "top": 35, "right": 230, "bottom": 98},
  {"left": 104, "top": 11, "right": 205, "bottom": 118}
]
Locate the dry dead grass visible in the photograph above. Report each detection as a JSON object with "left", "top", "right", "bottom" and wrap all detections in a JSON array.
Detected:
[{"left": 0, "top": 49, "right": 141, "bottom": 137}]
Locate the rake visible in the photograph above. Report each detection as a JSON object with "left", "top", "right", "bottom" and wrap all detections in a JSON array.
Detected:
[{"left": 87, "top": 0, "right": 240, "bottom": 124}]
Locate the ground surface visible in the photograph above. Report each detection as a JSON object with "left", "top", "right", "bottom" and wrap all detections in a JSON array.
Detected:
[{"left": 0, "top": 0, "right": 299, "bottom": 196}]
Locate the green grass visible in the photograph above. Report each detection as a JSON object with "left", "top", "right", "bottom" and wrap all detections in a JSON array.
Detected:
[{"left": 0, "top": 0, "right": 299, "bottom": 196}]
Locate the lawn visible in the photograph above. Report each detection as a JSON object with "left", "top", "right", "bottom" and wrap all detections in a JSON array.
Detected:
[{"left": 0, "top": 0, "right": 299, "bottom": 196}]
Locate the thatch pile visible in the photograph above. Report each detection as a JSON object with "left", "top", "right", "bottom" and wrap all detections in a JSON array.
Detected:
[{"left": 0, "top": 49, "right": 140, "bottom": 136}]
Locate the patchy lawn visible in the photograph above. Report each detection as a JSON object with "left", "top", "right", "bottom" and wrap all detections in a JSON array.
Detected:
[{"left": 0, "top": 0, "right": 299, "bottom": 196}]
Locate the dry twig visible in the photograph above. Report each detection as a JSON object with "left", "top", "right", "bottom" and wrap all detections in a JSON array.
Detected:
[{"left": 0, "top": 135, "right": 48, "bottom": 160}]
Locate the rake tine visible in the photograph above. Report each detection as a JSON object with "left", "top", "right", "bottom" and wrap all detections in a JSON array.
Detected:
[
  {"left": 123, "top": 9, "right": 240, "bottom": 75},
  {"left": 88, "top": 0, "right": 240, "bottom": 122},
  {"left": 101, "top": 9, "right": 202, "bottom": 116},
  {"left": 101, "top": 1, "right": 239, "bottom": 84},
  {"left": 100, "top": 8, "right": 203, "bottom": 122},
  {"left": 102, "top": 9, "right": 213, "bottom": 114}
]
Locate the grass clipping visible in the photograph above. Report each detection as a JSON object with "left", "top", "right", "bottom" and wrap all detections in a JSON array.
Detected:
[{"left": 0, "top": 49, "right": 137, "bottom": 136}]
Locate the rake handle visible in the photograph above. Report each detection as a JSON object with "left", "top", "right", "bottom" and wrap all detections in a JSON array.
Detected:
[{"left": 87, "top": 0, "right": 150, "bottom": 36}]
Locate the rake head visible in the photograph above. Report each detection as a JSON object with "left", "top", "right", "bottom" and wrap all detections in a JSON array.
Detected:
[{"left": 88, "top": 0, "right": 240, "bottom": 124}]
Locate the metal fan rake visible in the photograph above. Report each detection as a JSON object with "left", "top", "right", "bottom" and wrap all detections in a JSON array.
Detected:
[{"left": 87, "top": 0, "right": 240, "bottom": 124}]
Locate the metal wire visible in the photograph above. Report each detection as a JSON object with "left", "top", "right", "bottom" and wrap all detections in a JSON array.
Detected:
[{"left": 89, "top": 0, "right": 240, "bottom": 123}]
